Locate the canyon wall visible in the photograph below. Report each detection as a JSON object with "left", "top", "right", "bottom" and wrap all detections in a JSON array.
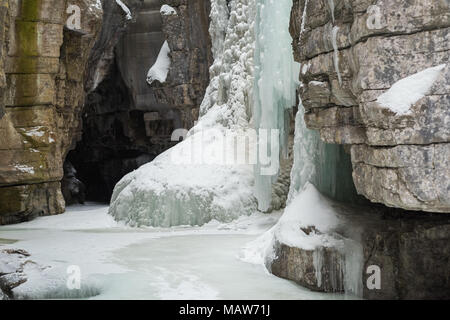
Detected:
[
  {"left": 0, "top": 0, "right": 103, "bottom": 224},
  {"left": 290, "top": 0, "right": 449, "bottom": 213}
]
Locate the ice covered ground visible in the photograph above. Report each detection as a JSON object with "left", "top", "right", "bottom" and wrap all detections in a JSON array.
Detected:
[{"left": 0, "top": 204, "right": 350, "bottom": 300}]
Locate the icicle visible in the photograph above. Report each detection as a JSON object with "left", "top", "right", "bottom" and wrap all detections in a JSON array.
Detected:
[
  {"left": 332, "top": 26, "right": 342, "bottom": 86},
  {"left": 328, "top": 0, "right": 335, "bottom": 24},
  {"left": 209, "top": 0, "right": 230, "bottom": 59}
]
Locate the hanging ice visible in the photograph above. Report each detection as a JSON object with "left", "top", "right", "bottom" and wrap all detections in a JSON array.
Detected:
[
  {"left": 253, "top": 0, "right": 300, "bottom": 212},
  {"left": 115, "top": 0, "right": 132, "bottom": 20},
  {"left": 109, "top": 0, "right": 258, "bottom": 227}
]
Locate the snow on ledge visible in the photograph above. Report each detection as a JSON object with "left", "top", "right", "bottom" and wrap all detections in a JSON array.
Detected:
[
  {"left": 115, "top": 0, "right": 132, "bottom": 20},
  {"left": 147, "top": 41, "right": 171, "bottom": 85},
  {"left": 160, "top": 4, "right": 177, "bottom": 16},
  {"left": 377, "top": 64, "right": 446, "bottom": 115}
]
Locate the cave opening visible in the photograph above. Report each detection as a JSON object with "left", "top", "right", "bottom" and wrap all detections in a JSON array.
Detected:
[{"left": 65, "top": 58, "right": 180, "bottom": 203}]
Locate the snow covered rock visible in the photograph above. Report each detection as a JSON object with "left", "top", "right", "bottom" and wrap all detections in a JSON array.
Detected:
[{"left": 290, "top": 0, "right": 450, "bottom": 213}]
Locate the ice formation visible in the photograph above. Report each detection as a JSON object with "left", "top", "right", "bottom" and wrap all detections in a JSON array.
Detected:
[
  {"left": 253, "top": 0, "right": 300, "bottom": 212},
  {"left": 109, "top": 0, "right": 258, "bottom": 227},
  {"left": 115, "top": 0, "right": 132, "bottom": 20},
  {"left": 147, "top": 41, "right": 171, "bottom": 85},
  {"left": 331, "top": 26, "right": 342, "bottom": 85},
  {"left": 377, "top": 64, "right": 446, "bottom": 115}
]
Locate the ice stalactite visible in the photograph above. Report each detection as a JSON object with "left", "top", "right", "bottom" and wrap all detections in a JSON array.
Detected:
[
  {"left": 244, "top": 0, "right": 363, "bottom": 296},
  {"left": 332, "top": 26, "right": 342, "bottom": 86},
  {"left": 108, "top": 0, "right": 258, "bottom": 227},
  {"left": 209, "top": 0, "right": 230, "bottom": 59},
  {"left": 299, "top": 0, "right": 309, "bottom": 41},
  {"left": 253, "top": 0, "right": 300, "bottom": 212}
]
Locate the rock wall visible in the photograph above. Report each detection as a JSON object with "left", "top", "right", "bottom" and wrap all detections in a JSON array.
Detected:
[
  {"left": 271, "top": 206, "right": 450, "bottom": 299},
  {"left": 269, "top": 0, "right": 450, "bottom": 300},
  {"left": 0, "top": 0, "right": 103, "bottom": 224},
  {"left": 68, "top": 0, "right": 213, "bottom": 201},
  {"left": 290, "top": 0, "right": 450, "bottom": 213}
]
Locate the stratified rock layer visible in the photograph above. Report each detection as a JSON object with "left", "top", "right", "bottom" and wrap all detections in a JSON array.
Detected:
[
  {"left": 290, "top": 0, "right": 450, "bottom": 213},
  {"left": 271, "top": 206, "right": 450, "bottom": 299},
  {"left": 0, "top": 0, "right": 103, "bottom": 224}
]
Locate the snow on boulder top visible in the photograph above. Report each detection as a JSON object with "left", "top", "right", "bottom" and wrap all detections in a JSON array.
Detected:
[
  {"left": 115, "top": 0, "right": 132, "bottom": 20},
  {"left": 160, "top": 4, "right": 177, "bottom": 15},
  {"left": 147, "top": 41, "right": 171, "bottom": 85},
  {"left": 377, "top": 64, "right": 446, "bottom": 115}
]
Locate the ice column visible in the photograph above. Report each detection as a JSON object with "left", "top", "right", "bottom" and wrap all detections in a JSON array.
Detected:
[{"left": 253, "top": 0, "right": 300, "bottom": 212}]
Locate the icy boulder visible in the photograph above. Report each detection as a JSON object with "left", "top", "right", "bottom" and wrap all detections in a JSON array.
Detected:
[
  {"left": 109, "top": 0, "right": 257, "bottom": 227},
  {"left": 109, "top": 128, "right": 256, "bottom": 227}
]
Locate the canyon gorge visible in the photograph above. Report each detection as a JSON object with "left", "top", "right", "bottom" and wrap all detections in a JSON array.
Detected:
[{"left": 0, "top": 0, "right": 449, "bottom": 300}]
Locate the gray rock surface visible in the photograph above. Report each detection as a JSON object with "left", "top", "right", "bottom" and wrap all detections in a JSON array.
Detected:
[
  {"left": 271, "top": 203, "right": 450, "bottom": 299},
  {"left": 290, "top": 0, "right": 450, "bottom": 213}
]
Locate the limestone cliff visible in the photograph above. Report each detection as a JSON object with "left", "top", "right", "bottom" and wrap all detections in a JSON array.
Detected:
[
  {"left": 290, "top": 0, "right": 449, "bottom": 213},
  {"left": 0, "top": 0, "right": 102, "bottom": 224},
  {"left": 268, "top": 0, "right": 450, "bottom": 300}
]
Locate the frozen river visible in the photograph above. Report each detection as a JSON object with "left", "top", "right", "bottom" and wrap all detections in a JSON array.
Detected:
[{"left": 0, "top": 204, "right": 349, "bottom": 300}]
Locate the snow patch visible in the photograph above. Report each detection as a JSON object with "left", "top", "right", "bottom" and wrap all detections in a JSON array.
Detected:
[
  {"left": 147, "top": 41, "right": 171, "bottom": 85},
  {"left": 23, "top": 127, "right": 45, "bottom": 138},
  {"left": 115, "top": 0, "right": 132, "bottom": 20},
  {"left": 377, "top": 64, "right": 446, "bottom": 115}
]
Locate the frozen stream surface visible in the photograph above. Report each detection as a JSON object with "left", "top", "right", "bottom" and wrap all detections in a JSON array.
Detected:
[{"left": 0, "top": 204, "right": 350, "bottom": 300}]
